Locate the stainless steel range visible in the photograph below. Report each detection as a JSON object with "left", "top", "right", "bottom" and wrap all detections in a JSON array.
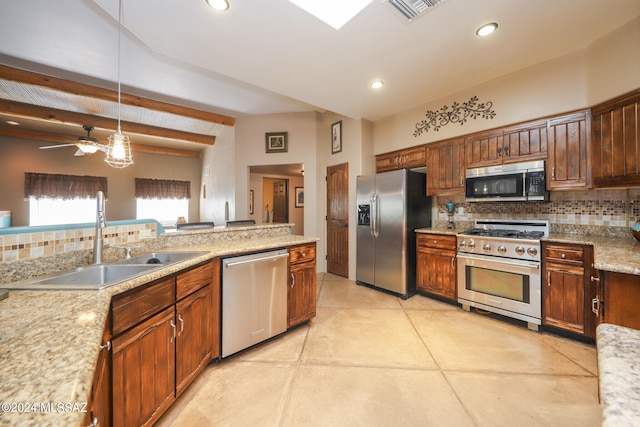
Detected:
[{"left": 456, "top": 219, "right": 549, "bottom": 330}]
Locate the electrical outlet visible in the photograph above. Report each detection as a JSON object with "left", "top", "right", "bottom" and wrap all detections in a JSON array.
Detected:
[{"left": 457, "top": 206, "right": 465, "bottom": 215}]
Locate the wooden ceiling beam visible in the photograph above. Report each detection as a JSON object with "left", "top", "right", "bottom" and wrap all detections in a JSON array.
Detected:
[
  {"left": 0, "top": 99, "right": 215, "bottom": 146},
  {"left": 0, "top": 125, "right": 201, "bottom": 158},
  {"left": 0, "top": 64, "right": 236, "bottom": 127}
]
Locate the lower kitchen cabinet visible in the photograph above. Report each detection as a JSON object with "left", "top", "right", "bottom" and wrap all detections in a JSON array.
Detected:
[
  {"left": 109, "top": 259, "right": 218, "bottom": 426},
  {"left": 85, "top": 316, "right": 112, "bottom": 427},
  {"left": 601, "top": 271, "right": 640, "bottom": 330},
  {"left": 416, "top": 234, "right": 457, "bottom": 302},
  {"left": 542, "top": 242, "right": 596, "bottom": 338},
  {"left": 288, "top": 243, "right": 317, "bottom": 328}
]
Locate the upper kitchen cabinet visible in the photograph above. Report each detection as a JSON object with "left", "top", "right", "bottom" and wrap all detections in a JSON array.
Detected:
[
  {"left": 465, "top": 129, "right": 504, "bottom": 168},
  {"left": 375, "top": 146, "right": 426, "bottom": 173},
  {"left": 501, "top": 119, "right": 548, "bottom": 164},
  {"left": 547, "top": 110, "right": 591, "bottom": 190},
  {"left": 426, "top": 137, "right": 466, "bottom": 196},
  {"left": 466, "top": 120, "right": 548, "bottom": 168},
  {"left": 591, "top": 89, "right": 640, "bottom": 188}
]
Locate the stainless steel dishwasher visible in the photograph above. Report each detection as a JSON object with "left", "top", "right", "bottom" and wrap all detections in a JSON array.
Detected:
[{"left": 221, "top": 249, "right": 289, "bottom": 358}]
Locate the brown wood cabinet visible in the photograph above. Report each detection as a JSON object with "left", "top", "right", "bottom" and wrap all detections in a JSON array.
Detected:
[
  {"left": 110, "top": 259, "right": 218, "bottom": 426},
  {"left": 85, "top": 316, "right": 112, "bottom": 427},
  {"left": 465, "top": 129, "right": 505, "bottom": 168},
  {"left": 601, "top": 271, "right": 640, "bottom": 330},
  {"left": 288, "top": 243, "right": 317, "bottom": 328},
  {"left": 542, "top": 242, "right": 596, "bottom": 338},
  {"left": 502, "top": 119, "right": 548, "bottom": 164},
  {"left": 416, "top": 234, "right": 457, "bottom": 302},
  {"left": 426, "top": 137, "right": 465, "bottom": 196},
  {"left": 376, "top": 146, "right": 426, "bottom": 173},
  {"left": 591, "top": 89, "right": 640, "bottom": 188},
  {"left": 547, "top": 110, "right": 591, "bottom": 190}
]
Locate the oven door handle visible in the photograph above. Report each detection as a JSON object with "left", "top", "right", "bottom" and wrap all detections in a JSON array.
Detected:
[{"left": 456, "top": 252, "right": 540, "bottom": 269}]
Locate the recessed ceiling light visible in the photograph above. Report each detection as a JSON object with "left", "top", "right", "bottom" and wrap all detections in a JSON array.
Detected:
[
  {"left": 206, "top": 0, "right": 230, "bottom": 11},
  {"left": 5, "top": 120, "right": 20, "bottom": 126},
  {"left": 371, "top": 80, "right": 384, "bottom": 89},
  {"left": 476, "top": 22, "right": 498, "bottom": 37}
]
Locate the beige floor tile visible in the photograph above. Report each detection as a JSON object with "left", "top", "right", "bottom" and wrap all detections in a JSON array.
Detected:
[
  {"left": 446, "top": 371, "right": 602, "bottom": 427},
  {"left": 161, "top": 362, "right": 296, "bottom": 427},
  {"left": 407, "top": 309, "right": 594, "bottom": 375},
  {"left": 282, "top": 365, "right": 475, "bottom": 427},
  {"left": 534, "top": 332, "right": 598, "bottom": 375},
  {"left": 318, "top": 279, "right": 403, "bottom": 309},
  {"left": 236, "top": 324, "right": 309, "bottom": 363},
  {"left": 302, "top": 307, "right": 438, "bottom": 369},
  {"left": 399, "top": 293, "right": 461, "bottom": 311}
]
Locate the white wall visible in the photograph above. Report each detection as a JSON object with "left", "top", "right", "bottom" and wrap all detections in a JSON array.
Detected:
[
  {"left": 249, "top": 172, "right": 304, "bottom": 235},
  {"left": 200, "top": 125, "right": 235, "bottom": 225}
]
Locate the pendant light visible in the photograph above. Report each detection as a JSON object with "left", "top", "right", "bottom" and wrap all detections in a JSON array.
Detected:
[{"left": 105, "top": 0, "right": 133, "bottom": 168}]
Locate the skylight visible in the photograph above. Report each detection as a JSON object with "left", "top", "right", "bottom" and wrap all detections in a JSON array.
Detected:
[{"left": 288, "top": 0, "right": 375, "bottom": 30}]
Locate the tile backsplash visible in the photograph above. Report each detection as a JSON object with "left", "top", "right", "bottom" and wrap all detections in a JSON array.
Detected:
[{"left": 436, "top": 188, "right": 640, "bottom": 238}]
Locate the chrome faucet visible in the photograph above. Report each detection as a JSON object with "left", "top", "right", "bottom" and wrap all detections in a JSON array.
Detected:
[{"left": 93, "top": 191, "right": 106, "bottom": 264}]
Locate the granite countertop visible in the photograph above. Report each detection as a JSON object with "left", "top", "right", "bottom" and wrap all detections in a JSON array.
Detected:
[
  {"left": 0, "top": 234, "right": 317, "bottom": 427},
  {"left": 596, "top": 323, "right": 640, "bottom": 427},
  {"left": 415, "top": 227, "right": 640, "bottom": 276}
]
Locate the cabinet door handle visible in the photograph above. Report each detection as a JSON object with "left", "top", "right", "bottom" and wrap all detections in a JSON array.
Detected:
[
  {"left": 170, "top": 320, "right": 177, "bottom": 343},
  {"left": 451, "top": 257, "right": 455, "bottom": 268},
  {"left": 547, "top": 271, "right": 551, "bottom": 287},
  {"left": 592, "top": 296, "right": 600, "bottom": 317},
  {"left": 504, "top": 145, "right": 509, "bottom": 155},
  {"left": 551, "top": 167, "right": 555, "bottom": 180},
  {"left": 590, "top": 276, "right": 600, "bottom": 282},
  {"left": 497, "top": 146, "right": 502, "bottom": 155},
  {"left": 291, "top": 273, "right": 295, "bottom": 288},
  {"left": 178, "top": 314, "right": 184, "bottom": 337},
  {"left": 460, "top": 175, "right": 464, "bottom": 186},
  {"left": 99, "top": 341, "right": 111, "bottom": 352}
]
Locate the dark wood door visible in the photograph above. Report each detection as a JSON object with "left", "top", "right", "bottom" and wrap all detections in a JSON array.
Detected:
[
  {"left": 326, "top": 163, "right": 348, "bottom": 277},
  {"left": 547, "top": 111, "right": 590, "bottom": 190},
  {"left": 288, "top": 260, "right": 317, "bottom": 328},
  {"left": 272, "top": 180, "right": 288, "bottom": 223},
  {"left": 112, "top": 307, "right": 176, "bottom": 427},
  {"left": 544, "top": 263, "right": 586, "bottom": 334},
  {"left": 427, "top": 138, "right": 465, "bottom": 196},
  {"left": 176, "top": 284, "right": 213, "bottom": 396}
]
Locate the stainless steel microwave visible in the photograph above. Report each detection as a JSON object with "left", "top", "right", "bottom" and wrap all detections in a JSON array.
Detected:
[{"left": 465, "top": 160, "right": 548, "bottom": 202}]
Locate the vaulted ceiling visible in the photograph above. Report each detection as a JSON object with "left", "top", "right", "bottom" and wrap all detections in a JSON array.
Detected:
[{"left": 0, "top": 0, "right": 639, "bottom": 152}]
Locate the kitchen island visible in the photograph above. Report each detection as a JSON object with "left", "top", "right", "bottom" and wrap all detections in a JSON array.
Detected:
[{"left": 0, "top": 224, "right": 317, "bottom": 427}]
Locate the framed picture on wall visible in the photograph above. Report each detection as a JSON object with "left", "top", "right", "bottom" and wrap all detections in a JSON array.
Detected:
[
  {"left": 331, "top": 121, "right": 342, "bottom": 154},
  {"left": 265, "top": 132, "right": 288, "bottom": 153},
  {"left": 295, "top": 187, "right": 304, "bottom": 208}
]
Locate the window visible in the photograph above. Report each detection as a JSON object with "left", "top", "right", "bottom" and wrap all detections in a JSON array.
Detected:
[
  {"left": 135, "top": 178, "right": 191, "bottom": 227},
  {"left": 136, "top": 198, "right": 189, "bottom": 227},
  {"left": 29, "top": 197, "right": 98, "bottom": 226},
  {"left": 24, "top": 172, "right": 108, "bottom": 226}
]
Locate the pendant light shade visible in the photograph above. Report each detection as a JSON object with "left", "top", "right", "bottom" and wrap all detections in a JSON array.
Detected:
[{"left": 105, "top": 0, "right": 133, "bottom": 168}]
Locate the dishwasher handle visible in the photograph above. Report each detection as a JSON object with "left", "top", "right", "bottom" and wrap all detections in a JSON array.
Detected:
[{"left": 224, "top": 252, "right": 289, "bottom": 268}]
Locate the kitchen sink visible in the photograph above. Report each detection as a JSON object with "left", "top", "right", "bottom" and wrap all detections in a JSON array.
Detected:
[
  {"left": 111, "top": 251, "right": 208, "bottom": 266},
  {"left": 27, "top": 264, "right": 162, "bottom": 290}
]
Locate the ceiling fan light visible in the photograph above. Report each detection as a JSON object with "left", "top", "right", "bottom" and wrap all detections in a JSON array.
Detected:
[
  {"left": 371, "top": 80, "right": 384, "bottom": 89},
  {"left": 77, "top": 143, "right": 100, "bottom": 154},
  {"left": 206, "top": 0, "right": 230, "bottom": 11},
  {"left": 105, "top": 131, "right": 133, "bottom": 168}
]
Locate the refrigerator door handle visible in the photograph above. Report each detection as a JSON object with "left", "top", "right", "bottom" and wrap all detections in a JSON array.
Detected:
[{"left": 371, "top": 193, "right": 379, "bottom": 238}]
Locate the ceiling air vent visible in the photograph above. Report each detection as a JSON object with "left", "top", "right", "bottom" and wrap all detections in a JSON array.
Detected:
[{"left": 387, "top": 0, "right": 446, "bottom": 22}]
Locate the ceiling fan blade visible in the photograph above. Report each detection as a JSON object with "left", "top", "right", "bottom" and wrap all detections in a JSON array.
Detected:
[
  {"left": 74, "top": 149, "right": 86, "bottom": 157},
  {"left": 39, "top": 143, "right": 78, "bottom": 150}
]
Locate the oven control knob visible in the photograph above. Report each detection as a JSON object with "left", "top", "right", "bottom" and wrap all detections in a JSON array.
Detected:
[
  {"left": 515, "top": 246, "right": 525, "bottom": 256},
  {"left": 482, "top": 243, "right": 491, "bottom": 252},
  {"left": 497, "top": 245, "right": 507, "bottom": 254},
  {"left": 527, "top": 247, "right": 538, "bottom": 257},
  {"left": 468, "top": 240, "right": 476, "bottom": 249},
  {"left": 459, "top": 240, "right": 466, "bottom": 248}
]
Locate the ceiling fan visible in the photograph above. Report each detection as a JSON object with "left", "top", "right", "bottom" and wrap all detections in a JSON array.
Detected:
[{"left": 39, "top": 125, "right": 108, "bottom": 157}]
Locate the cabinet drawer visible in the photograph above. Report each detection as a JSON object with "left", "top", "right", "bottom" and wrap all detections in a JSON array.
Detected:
[
  {"left": 177, "top": 261, "right": 213, "bottom": 300},
  {"left": 289, "top": 244, "right": 316, "bottom": 264},
  {"left": 417, "top": 234, "right": 457, "bottom": 250},
  {"left": 544, "top": 245, "right": 584, "bottom": 264},
  {"left": 112, "top": 277, "right": 176, "bottom": 336}
]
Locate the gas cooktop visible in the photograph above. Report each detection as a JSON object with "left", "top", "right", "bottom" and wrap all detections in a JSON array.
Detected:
[{"left": 460, "top": 228, "right": 545, "bottom": 240}]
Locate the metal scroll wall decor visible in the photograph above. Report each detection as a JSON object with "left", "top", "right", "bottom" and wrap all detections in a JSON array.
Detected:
[{"left": 413, "top": 96, "right": 496, "bottom": 137}]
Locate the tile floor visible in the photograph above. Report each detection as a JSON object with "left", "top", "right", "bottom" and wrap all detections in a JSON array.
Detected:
[{"left": 157, "top": 273, "right": 602, "bottom": 427}]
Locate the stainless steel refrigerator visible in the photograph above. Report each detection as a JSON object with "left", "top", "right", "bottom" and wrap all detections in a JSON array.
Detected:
[{"left": 356, "top": 169, "right": 431, "bottom": 299}]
